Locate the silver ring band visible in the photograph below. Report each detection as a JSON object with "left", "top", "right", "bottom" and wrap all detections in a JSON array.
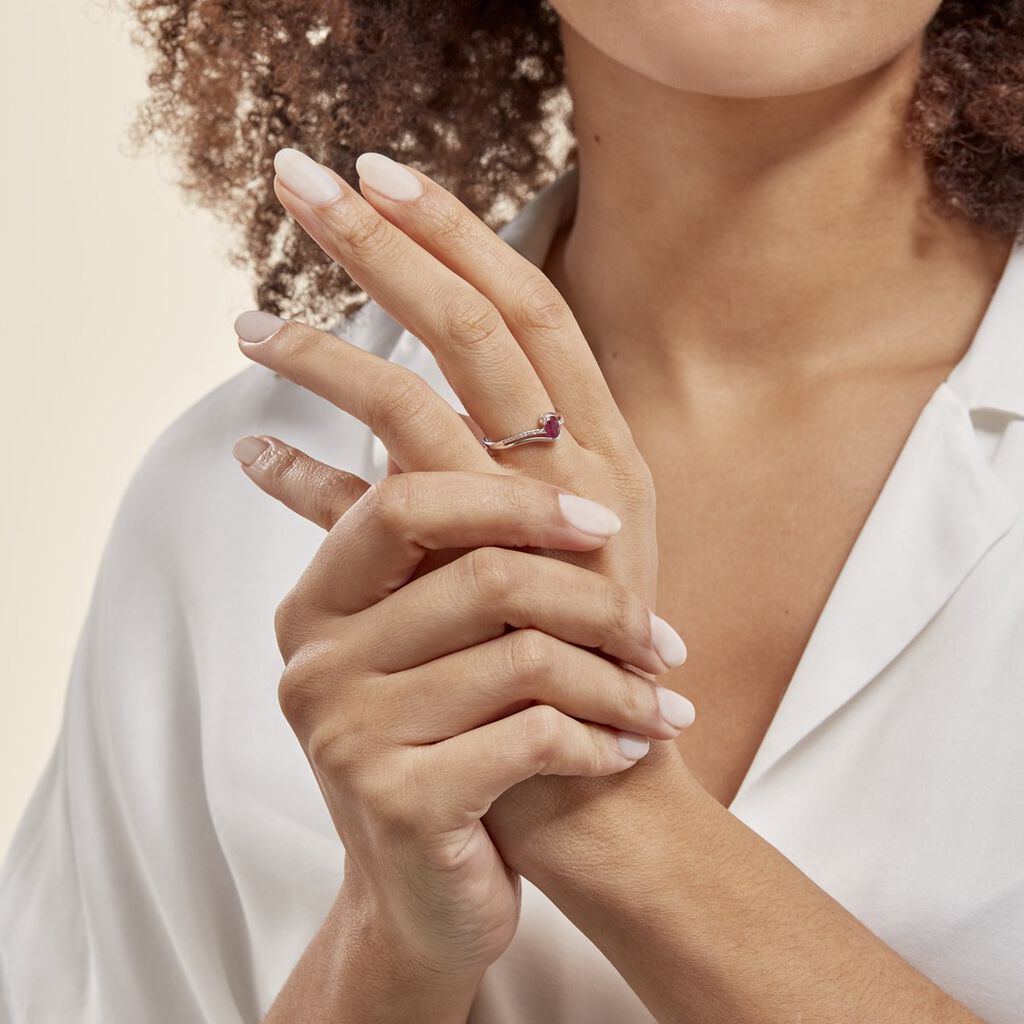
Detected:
[{"left": 480, "top": 411, "right": 564, "bottom": 452}]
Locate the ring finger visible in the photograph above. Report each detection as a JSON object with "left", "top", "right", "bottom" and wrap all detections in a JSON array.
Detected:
[
  {"left": 342, "top": 546, "right": 683, "bottom": 678},
  {"left": 383, "top": 629, "right": 693, "bottom": 744}
]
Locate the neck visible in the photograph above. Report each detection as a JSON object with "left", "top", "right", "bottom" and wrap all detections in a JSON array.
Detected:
[{"left": 544, "top": 22, "right": 1013, "bottom": 396}]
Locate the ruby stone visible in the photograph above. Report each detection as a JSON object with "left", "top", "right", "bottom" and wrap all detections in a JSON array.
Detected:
[{"left": 543, "top": 415, "right": 561, "bottom": 439}]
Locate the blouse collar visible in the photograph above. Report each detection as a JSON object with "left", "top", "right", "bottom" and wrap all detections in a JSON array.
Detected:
[{"left": 945, "top": 239, "right": 1024, "bottom": 419}]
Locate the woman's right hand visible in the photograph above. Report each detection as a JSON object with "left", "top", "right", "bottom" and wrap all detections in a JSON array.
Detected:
[{"left": 256, "top": 456, "right": 694, "bottom": 983}]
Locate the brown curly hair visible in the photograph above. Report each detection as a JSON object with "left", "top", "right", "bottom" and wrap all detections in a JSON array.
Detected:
[{"left": 117, "top": 0, "right": 1024, "bottom": 328}]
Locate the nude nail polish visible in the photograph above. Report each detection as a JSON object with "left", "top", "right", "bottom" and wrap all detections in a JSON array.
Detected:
[
  {"left": 650, "top": 612, "right": 688, "bottom": 667},
  {"left": 557, "top": 493, "right": 622, "bottom": 536},
  {"left": 656, "top": 686, "right": 696, "bottom": 728},
  {"left": 617, "top": 732, "right": 651, "bottom": 760},
  {"left": 273, "top": 148, "right": 342, "bottom": 206},
  {"left": 232, "top": 436, "right": 270, "bottom": 466},
  {"left": 235, "top": 310, "right": 285, "bottom": 344},
  {"left": 355, "top": 152, "right": 423, "bottom": 201}
]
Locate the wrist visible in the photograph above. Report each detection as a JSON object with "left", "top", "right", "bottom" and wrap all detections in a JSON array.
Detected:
[
  {"left": 518, "top": 747, "right": 709, "bottom": 902},
  {"left": 329, "top": 880, "right": 487, "bottom": 1023}
]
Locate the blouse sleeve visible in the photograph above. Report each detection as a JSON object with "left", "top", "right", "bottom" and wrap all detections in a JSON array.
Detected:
[{"left": 0, "top": 420, "right": 260, "bottom": 1023}]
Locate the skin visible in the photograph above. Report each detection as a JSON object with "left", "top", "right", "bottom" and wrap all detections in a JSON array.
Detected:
[
  {"left": 234, "top": 3, "right": 1012, "bottom": 1020},
  {"left": 543, "top": 5, "right": 1015, "bottom": 806},
  {"left": 548, "top": 0, "right": 946, "bottom": 98}
]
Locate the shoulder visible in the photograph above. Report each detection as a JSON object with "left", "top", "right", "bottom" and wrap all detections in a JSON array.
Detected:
[
  {"left": 111, "top": 304, "right": 403, "bottom": 577},
  {"left": 105, "top": 365, "right": 351, "bottom": 575}
]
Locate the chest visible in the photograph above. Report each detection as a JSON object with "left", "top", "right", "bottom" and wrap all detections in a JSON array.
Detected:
[{"left": 628, "top": 371, "right": 951, "bottom": 807}]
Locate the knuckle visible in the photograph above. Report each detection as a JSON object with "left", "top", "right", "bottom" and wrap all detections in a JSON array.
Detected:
[
  {"left": 276, "top": 636, "right": 359, "bottom": 734},
  {"left": 607, "top": 457, "right": 657, "bottom": 505},
  {"left": 367, "top": 762, "right": 427, "bottom": 835},
  {"left": 502, "top": 476, "right": 539, "bottom": 522},
  {"left": 258, "top": 440, "right": 303, "bottom": 490},
  {"left": 273, "top": 589, "right": 305, "bottom": 661},
  {"left": 430, "top": 202, "right": 471, "bottom": 246},
  {"left": 343, "top": 213, "right": 397, "bottom": 260},
  {"left": 604, "top": 580, "right": 643, "bottom": 639},
  {"left": 369, "top": 370, "right": 432, "bottom": 429},
  {"left": 277, "top": 655, "right": 320, "bottom": 730},
  {"left": 440, "top": 292, "right": 505, "bottom": 351},
  {"left": 305, "top": 718, "right": 355, "bottom": 777},
  {"left": 315, "top": 472, "right": 359, "bottom": 531},
  {"left": 505, "top": 627, "right": 554, "bottom": 685},
  {"left": 618, "top": 669, "right": 655, "bottom": 720},
  {"left": 509, "top": 272, "right": 569, "bottom": 336},
  {"left": 361, "top": 473, "right": 418, "bottom": 534},
  {"left": 277, "top": 323, "right": 323, "bottom": 363},
  {"left": 519, "top": 704, "right": 564, "bottom": 773},
  {"left": 458, "top": 545, "right": 514, "bottom": 601},
  {"left": 257, "top": 443, "right": 360, "bottom": 532}
]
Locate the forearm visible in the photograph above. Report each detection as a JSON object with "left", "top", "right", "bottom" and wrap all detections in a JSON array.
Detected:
[
  {"left": 529, "top": 774, "right": 982, "bottom": 1024},
  {"left": 263, "top": 886, "right": 484, "bottom": 1024}
]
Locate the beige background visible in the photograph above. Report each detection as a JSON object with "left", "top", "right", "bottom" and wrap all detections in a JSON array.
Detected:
[{"left": 0, "top": 2, "right": 255, "bottom": 857}]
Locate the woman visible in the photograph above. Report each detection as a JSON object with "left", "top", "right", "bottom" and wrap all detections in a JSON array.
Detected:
[{"left": 2, "top": 0, "right": 1022, "bottom": 1021}]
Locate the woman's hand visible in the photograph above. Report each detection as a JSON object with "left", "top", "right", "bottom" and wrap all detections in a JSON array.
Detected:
[
  {"left": 235, "top": 147, "right": 696, "bottom": 879},
  {"left": 249, "top": 464, "right": 693, "bottom": 979},
  {"left": 244, "top": 148, "right": 663, "bottom": 603}
]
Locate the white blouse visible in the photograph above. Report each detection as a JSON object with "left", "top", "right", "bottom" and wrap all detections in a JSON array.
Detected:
[{"left": 2, "top": 165, "right": 1023, "bottom": 1023}]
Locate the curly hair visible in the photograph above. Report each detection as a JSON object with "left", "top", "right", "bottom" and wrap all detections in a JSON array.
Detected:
[{"left": 117, "top": 0, "right": 1024, "bottom": 328}]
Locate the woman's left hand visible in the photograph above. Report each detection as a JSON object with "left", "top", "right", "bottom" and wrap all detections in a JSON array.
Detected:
[{"left": 235, "top": 148, "right": 695, "bottom": 875}]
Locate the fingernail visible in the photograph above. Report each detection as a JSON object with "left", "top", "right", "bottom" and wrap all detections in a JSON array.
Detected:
[
  {"left": 617, "top": 732, "right": 651, "bottom": 761},
  {"left": 232, "top": 436, "right": 270, "bottom": 466},
  {"left": 273, "top": 147, "right": 343, "bottom": 206},
  {"left": 557, "top": 493, "right": 621, "bottom": 537},
  {"left": 656, "top": 687, "right": 696, "bottom": 729},
  {"left": 649, "top": 612, "right": 687, "bottom": 667},
  {"left": 235, "top": 310, "right": 286, "bottom": 344},
  {"left": 355, "top": 152, "right": 423, "bottom": 202}
]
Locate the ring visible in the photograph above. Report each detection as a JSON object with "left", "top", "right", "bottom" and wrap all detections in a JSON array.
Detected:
[{"left": 480, "top": 411, "right": 564, "bottom": 452}]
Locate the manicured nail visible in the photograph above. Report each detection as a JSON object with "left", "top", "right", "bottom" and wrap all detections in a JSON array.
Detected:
[
  {"left": 235, "top": 310, "right": 286, "bottom": 344},
  {"left": 617, "top": 732, "right": 651, "bottom": 761},
  {"left": 649, "top": 612, "right": 687, "bottom": 667},
  {"left": 355, "top": 152, "right": 423, "bottom": 202},
  {"left": 273, "top": 147, "right": 343, "bottom": 206},
  {"left": 557, "top": 493, "right": 621, "bottom": 537},
  {"left": 656, "top": 687, "right": 696, "bottom": 729},
  {"left": 232, "top": 436, "right": 270, "bottom": 466}
]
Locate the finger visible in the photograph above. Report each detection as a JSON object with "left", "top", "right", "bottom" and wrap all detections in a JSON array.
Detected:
[
  {"left": 391, "top": 414, "right": 484, "bottom": 475},
  {"left": 235, "top": 311, "right": 493, "bottom": 474},
  {"left": 386, "top": 628, "right": 694, "bottom": 744},
  {"left": 278, "top": 469, "right": 623, "bottom": 621},
  {"left": 231, "top": 434, "right": 371, "bottom": 530},
  {"left": 354, "top": 152, "right": 630, "bottom": 454},
  {"left": 415, "top": 706, "right": 650, "bottom": 828},
  {"left": 271, "top": 148, "right": 569, "bottom": 456},
  {"left": 341, "top": 546, "right": 682, "bottom": 677}
]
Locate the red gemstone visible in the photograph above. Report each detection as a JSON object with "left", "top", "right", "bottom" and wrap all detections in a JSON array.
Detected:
[{"left": 543, "top": 415, "right": 561, "bottom": 439}]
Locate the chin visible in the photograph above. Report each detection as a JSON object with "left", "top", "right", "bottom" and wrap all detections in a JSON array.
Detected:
[{"left": 550, "top": 0, "right": 943, "bottom": 99}]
